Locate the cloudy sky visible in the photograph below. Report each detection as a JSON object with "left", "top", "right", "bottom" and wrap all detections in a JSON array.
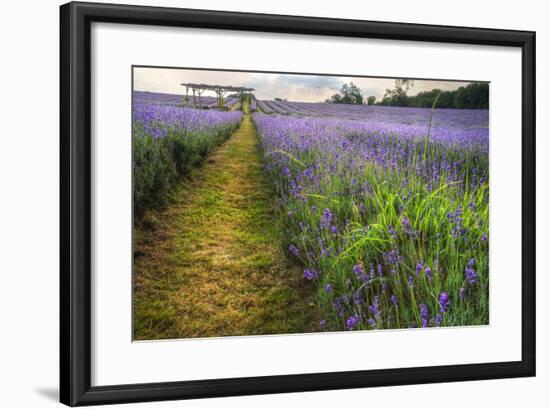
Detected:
[{"left": 134, "top": 67, "right": 472, "bottom": 103}]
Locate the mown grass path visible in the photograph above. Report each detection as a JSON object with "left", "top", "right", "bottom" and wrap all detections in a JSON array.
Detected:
[{"left": 133, "top": 114, "right": 319, "bottom": 340}]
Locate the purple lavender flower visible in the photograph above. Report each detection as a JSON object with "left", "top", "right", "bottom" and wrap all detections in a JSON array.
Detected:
[
  {"left": 402, "top": 216, "right": 417, "bottom": 238},
  {"left": 425, "top": 266, "right": 433, "bottom": 282},
  {"left": 369, "top": 296, "right": 381, "bottom": 320},
  {"left": 288, "top": 244, "right": 299, "bottom": 257},
  {"left": 333, "top": 297, "right": 344, "bottom": 317},
  {"left": 369, "top": 265, "right": 375, "bottom": 280},
  {"left": 439, "top": 291, "right": 450, "bottom": 313},
  {"left": 459, "top": 287, "right": 466, "bottom": 300},
  {"left": 387, "top": 249, "right": 399, "bottom": 265},
  {"left": 303, "top": 268, "right": 318, "bottom": 281},
  {"left": 390, "top": 294, "right": 398, "bottom": 306},
  {"left": 320, "top": 319, "right": 327, "bottom": 328},
  {"left": 325, "top": 284, "right": 333, "bottom": 294},
  {"left": 354, "top": 290, "right": 363, "bottom": 306},
  {"left": 330, "top": 225, "right": 338, "bottom": 235},
  {"left": 321, "top": 208, "right": 333, "bottom": 229},
  {"left": 408, "top": 275, "right": 414, "bottom": 288},
  {"left": 435, "top": 314, "right": 443, "bottom": 326},
  {"left": 352, "top": 264, "right": 364, "bottom": 277},
  {"left": 346, "top": 314, "right": 360, "bottom": 330},
  {"left": 415, "top": 261, "right": 424, "bottom": 276},
  {"left": 465, "top": 266, "right": 478, "bottom": 285},
  {"left": 419, "top": 304, "right": 429, "bottom": 328}
]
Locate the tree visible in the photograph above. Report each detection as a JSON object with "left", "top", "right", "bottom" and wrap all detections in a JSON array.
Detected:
[
  {"left": 380, "top": 79, "right": 414, "bottom": 106},
  {"left": 366, "top": 95, "right": 376, "bottom": 105},
  {"left": 325, "top": 82, "right": 364, "bottom": 104}
]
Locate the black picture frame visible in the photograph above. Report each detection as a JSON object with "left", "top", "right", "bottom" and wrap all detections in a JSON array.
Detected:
[{"left": 60, "top": 1, "right": 536, "bottom": 406}]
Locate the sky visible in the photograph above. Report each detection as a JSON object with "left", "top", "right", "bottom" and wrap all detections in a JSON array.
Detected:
[{"left": 133, "top": 67, "right": 473, "bottom": 103}]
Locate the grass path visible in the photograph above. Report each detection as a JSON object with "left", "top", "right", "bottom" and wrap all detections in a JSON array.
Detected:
[{"left": 133, "top": 114, "right": 320, "bottom": 340}]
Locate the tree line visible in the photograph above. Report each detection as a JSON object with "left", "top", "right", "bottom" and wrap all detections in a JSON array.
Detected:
[{"left": 325, "top": 80, "right": 489, "bottom": 109}]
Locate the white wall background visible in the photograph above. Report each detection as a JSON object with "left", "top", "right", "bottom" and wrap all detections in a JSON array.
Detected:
[{"left": 0, "top": 0, "right": 545, "bottom": 408}]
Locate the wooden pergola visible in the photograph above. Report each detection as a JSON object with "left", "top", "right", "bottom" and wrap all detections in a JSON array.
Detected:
[{"left": 181, "top": 83, "right": 255, "bottom": 110}]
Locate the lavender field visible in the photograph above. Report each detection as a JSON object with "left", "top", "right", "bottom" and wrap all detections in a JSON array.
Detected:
[
  {"left": 132, "top": 71, "right": 489, "bottom": 339},
  {"left": 253, "top": 106, "right": 489, "bottom": 331}
]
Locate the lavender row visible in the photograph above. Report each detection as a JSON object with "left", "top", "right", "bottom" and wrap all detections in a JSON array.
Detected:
[{"left": 133, "top": 102, "right": 243, "bottom": 216}]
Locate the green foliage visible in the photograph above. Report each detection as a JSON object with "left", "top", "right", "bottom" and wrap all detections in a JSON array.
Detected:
[
  {"left": 326, "top": 82, "right": 364, "bottom": 104},
  {"left": 366, "top": 95, "right": 376, "bottom": 105},
  {"left": 379, "top": 81, "right": 489, "bottom": 109},
  {"left": 381, "top": 79, "right": 415, "bottom": 106}
]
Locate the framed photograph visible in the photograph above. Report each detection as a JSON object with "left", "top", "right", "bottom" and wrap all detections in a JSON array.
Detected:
[{"left": 60, "top": 1, "right": 536, "bottom": 406}]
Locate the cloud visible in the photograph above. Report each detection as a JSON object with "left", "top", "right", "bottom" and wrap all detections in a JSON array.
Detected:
[
  {"left": 239, "top": 73, "right": 345, "bottom": 102},
  {"left": 134, "top": 67, "right": 473, "bottom": 103}
]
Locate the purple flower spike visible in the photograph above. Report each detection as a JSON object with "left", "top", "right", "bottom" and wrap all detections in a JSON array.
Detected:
[
  {"left": 346, "top": 314, "right": 360, "bottom": 330},
  {"left": 288, "top": 244, "right": 299, "bottom": 257},
  {"left": 303, "top": 268, "right": 318, "bottom": 281},
  {"left": 369, "top": 296, "right": 381, "bottom": 320},
  {"left": 415, "top": 261, "right": 424, "bottom": 276},
  {"left": 425, "top": 266, "right": 433, "bottom": 282},
  {"left": 419, "top": 304, "right": 429, "bottom": 328},
  {"left": 439, "top": 291, "right": 450, "bottom": 313},
  {"left": 352, "top": 264, "right": 363, "bottom": 278},
  {"left": 465, "top": 266, "right": 478, "bottom": 285},
  {"left": 321, "top": 208, "right": 333, "bottom": 229}
]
